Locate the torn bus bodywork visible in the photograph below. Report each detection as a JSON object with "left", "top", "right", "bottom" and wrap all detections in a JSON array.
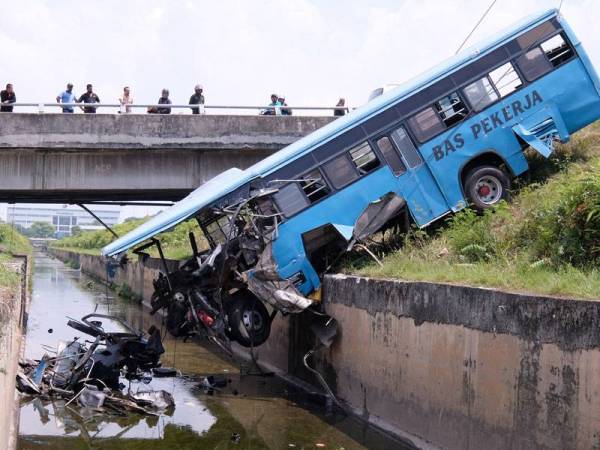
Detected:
[{"left": 127, "top": 185, "right": 404, "bottom": 351}]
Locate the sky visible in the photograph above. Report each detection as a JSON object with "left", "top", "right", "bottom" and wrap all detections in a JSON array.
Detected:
[{"left": 0, "top": 0, "right": 598, "bottom": 221}]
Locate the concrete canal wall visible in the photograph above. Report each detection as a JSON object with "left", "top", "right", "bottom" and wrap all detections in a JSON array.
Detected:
[
  {"left": 0, "top": 257, "right": 29, "bottom": 450},
  {"left": 50, "top": 249, "right": 600, "bottom": 450}
]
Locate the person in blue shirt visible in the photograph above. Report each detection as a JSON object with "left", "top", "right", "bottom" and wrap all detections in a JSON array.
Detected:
[{"left": 56, "top": 83, "right": 77, "bottom": 113}]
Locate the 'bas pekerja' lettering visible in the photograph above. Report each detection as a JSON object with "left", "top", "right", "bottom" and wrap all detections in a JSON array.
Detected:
[{"left": 432, "top": 90, "right": 543, "bottom": 161}]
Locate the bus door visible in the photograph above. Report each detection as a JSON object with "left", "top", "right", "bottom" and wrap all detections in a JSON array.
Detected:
[{"left": 375, "top": 125, "right": 449, "bottom": 226}]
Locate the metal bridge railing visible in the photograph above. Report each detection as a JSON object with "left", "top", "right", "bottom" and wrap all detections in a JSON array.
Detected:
[{"left": 1, "top": 102, "right": 351, "bottom": 115}]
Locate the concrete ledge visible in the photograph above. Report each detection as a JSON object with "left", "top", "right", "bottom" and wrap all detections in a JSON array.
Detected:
[
  {"left": 325, "top": 274, "right": 600, "bottom": 351},
  {"left": 321, "top": 274, "right": 600, "bottom": 450},
  {"left": 0, "top": 113, "right": 335, "bottom": 150},
  {"left": 0, "top": 257, "right": 29, "bottom": 450}
]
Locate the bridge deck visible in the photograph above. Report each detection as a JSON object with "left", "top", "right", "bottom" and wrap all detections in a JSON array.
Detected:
[{"left": 0, "top": 114, "right": 334, "bottom": 203}]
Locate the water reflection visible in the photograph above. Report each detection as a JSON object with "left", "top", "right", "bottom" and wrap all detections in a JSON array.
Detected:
[{"left": 18, "top": 253, "right": 410, "bottom": 450}]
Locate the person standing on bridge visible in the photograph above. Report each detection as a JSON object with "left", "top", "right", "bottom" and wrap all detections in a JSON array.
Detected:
[
  {"left": 0, "top": 83, "right": 16, "bottom": 112},
  {"left": 189, "top": 84, "right": 205, "bottom": 115},
  {"left": 334, "top": 98, "right": 346, "bottom": 117},
  {"left": 149, "top": 88, "right": 171, "bottom": 114},
  {"left": 279, "top": 95, "right": 292, "bottom": 116},
  {"left": 119, "top": 86, "right": 133, "bottom": 113},
  {"left": 260, "top": 93, "right": 281, "bottom": 115},
  {"left": 78, "top": 84, "right": 100, "bottom": 113},
  {"left": 56, "top": 83, "right": 77, "bottom": 113}
]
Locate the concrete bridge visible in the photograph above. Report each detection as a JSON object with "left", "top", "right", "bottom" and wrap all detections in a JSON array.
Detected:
[{"left": 0, "top": 113, "right": 334, "bottom": 203}]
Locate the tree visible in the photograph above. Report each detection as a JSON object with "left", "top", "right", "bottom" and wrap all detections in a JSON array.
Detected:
[
  {"left": 29, "top": 221, "right": 56, "bottom": 238},
  {"left": 70, "top": 226, "right": 82, "bottom": 236}
]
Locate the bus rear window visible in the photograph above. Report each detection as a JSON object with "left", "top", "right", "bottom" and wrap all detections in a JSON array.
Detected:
[
  {"left": 407, "top": 107, "right": 445, "bottom": 142},
  {"left": 463, "top": 77, "right": 498, "bottom": 112},
  {"left": 541, "top": 34, "right": 574, "bottom": 67}
]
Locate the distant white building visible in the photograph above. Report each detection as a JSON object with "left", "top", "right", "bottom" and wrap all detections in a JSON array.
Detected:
[{"left": 7, "top": 204, "right": 120, "bottom": 237}]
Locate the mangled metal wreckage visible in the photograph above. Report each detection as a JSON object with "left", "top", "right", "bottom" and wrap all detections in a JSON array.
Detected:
[
  {"left": 102, "top": 167, "right": 398, "bottom": 350},
  {"left": 100, "top": 164, "right": 405, "bottom": 352},
  {"left": 17, "top": 313, "right": 175, "bottom": 415}
]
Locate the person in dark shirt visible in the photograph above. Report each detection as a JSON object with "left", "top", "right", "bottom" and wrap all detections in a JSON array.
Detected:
[
  {"left": 78, "top": 84, "right": 100, "bottom": 113},
  {"left": 334, "top": 98, "right": 346, "bottom": 117},
  {"left": 279, "top": 96, "right": 292, "bottom": 116},
  {"left": 156, "top": 89, "right": 172, "bottom": 114},
  {"left": 189, "top": 84, "right": 205, "bottom": 114},
  {"left": 0, "top": 83, "right": 16, "bottom": 112}
]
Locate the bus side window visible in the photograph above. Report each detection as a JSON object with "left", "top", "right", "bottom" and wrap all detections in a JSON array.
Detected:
[
  {"left": 541, "top": 34, "right": 574, "bottom": 67},
  {"left": 376, "top": 136, "right": 406, "bottom": 176},
  {"left": 273, "top": 183, "right": 309, "bottom": 218},
  {"left": 323, "top": 154, "right": 359, "bottom": 189},
  {"left": 407, "top": 107, "right": 445, "bottom": 142},
  {"left": 434, "top": 92, "right": 468, "bottom": 127},
  {"left": 300, "top": 169, "right": 330, "bottom": 203},
  {"left": 349, "top": 142, "right": 380, "bottom": 175},
  {"left": 391, "top": 126, "right": 423, "bottom": 168},
  {"left": 488, "top": 62, "right": 523, "bottom": 97},
  {"left": 516, "top": 47, "right": 552, "bottom": 81},
  {"left": 463, "top": 77, "right": 498, "bottom": 112}
]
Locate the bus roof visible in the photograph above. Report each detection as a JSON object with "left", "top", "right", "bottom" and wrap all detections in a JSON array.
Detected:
[{"left": 102, "top": 8, "right": 558, "bottom": 257}]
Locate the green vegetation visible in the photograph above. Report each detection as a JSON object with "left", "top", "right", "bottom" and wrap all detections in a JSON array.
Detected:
[
  {"left": 51, "top": 217, "right": 207, "bottom": 260},
  {"left": 348, "top": 122, "right": 600, "bottom": 299},
  {"left": 117, "top": 283, "right": 142, "bottom": 302},
  {"left": 0, "top": 223, "right": 33, "bottom": 296},
  {"left": 0, "top": 223, "right": 33, "bottom": 256}
]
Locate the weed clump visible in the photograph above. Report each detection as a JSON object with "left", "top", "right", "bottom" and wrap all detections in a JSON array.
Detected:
[{"left": 517, "top": 170, "right": 600, "bottom": 268}]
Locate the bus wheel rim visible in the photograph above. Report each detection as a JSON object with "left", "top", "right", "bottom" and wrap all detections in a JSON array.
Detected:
[
  {"left": 242, "top": 309, "right": 263, "bottom": 331},
  {"left": 475, "top": 176, "right": 502, "bottom": 204}
]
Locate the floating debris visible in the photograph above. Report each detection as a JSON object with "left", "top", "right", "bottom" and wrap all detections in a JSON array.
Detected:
[{"left": 16, "top": 313, "right": 171, "bottom": 418}]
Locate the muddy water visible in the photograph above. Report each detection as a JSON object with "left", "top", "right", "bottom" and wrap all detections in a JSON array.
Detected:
[{"left": 17, "top": 253, "right": 412, "bottom": 450}]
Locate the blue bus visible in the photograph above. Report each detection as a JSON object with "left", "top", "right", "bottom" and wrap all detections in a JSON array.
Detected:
[{"left": 102, "top": 9, "right": 600, "bottom": 348}]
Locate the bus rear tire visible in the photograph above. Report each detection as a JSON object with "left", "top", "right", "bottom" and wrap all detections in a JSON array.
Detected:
[{"left": 464, "top": 166, "right": 510, "bottom": 211}]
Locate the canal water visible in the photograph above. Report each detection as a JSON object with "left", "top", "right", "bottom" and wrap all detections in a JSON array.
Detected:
[{"left": 17, "top": 253, "right": 412, "bottom": 450}]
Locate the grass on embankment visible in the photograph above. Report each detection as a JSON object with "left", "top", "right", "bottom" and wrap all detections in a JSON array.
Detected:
[
  {"left": 346, "top": 122, "right": 600, "bottom": 300},
  {"left": 0, "top": 223, "right": 33, "bottom": 296},
  {"left": 51, "top": 218, "right": 206, "bottom": 260}
]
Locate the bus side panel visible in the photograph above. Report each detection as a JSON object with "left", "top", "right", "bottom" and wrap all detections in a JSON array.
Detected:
[
  {"left": 560, "top": 17, "right": 600, "bottom": 97},
  {"left": 421, "top": 59, "right": 600, "bottom": 211},
  {"left": 271, "top": 167, "right": 419, "bottom": 294},
  {"left": 553, "top": 60, "right": 600, "bottom": 134}
]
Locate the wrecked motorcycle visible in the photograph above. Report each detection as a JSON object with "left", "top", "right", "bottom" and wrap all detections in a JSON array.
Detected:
[{"left": 18, "top": 313, "right": 164, "bottom": 394}]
